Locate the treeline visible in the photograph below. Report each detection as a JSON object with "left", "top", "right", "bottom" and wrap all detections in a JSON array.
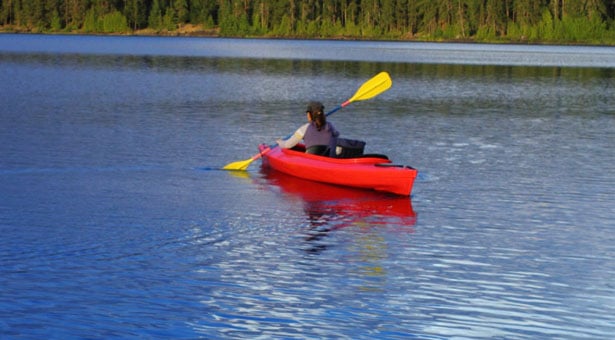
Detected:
[{"left": 2, "top": 0, "right": 615, "bottom": 44}]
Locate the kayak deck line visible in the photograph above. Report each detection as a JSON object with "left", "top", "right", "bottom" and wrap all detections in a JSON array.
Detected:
[{"left": 259, "top": 144, "right": 417, "bottom": 196}]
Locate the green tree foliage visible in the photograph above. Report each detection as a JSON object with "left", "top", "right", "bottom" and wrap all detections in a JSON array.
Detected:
[
  {"left": 1, "top": 0, "right": 615, "bottom": 44},
  {"left": 102, "top": 11, "right": 130, "bottom": 33},
  {"left": 125, "top": 0, "right": 146, "bottom": 30},
  {"left": 148, "top": 0, "right": 163, "bottom": 31}
]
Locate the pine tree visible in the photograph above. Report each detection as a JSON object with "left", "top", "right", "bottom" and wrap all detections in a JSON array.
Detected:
[{"left": 148, "top": 0, "right": 163, "bottom": 30}]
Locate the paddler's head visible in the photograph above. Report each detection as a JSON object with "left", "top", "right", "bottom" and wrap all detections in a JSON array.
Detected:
[{"left": 306, "top": 101, "right": 326, "bottom": 130}]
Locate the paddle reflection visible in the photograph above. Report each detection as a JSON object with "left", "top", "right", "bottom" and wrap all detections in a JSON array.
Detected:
[{"left": 261, "top": 169, "right": 416, "bottom": 252}]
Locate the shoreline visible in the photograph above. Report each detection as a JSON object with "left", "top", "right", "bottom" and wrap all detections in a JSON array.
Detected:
[{"left": 2, "top": 24, "right": 614, "bottom": 48}]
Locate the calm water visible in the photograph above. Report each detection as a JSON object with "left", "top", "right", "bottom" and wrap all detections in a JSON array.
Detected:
[{"left": 1, "top": 35, "right": 614, "bottom": 339}]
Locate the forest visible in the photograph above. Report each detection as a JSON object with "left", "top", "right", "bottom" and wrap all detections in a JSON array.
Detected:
[{"left": 2, "top": 0, "right": 615, "bottom": 44}]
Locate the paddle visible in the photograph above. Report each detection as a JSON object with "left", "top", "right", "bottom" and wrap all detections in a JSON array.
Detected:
[{"left": 222, "top": 71, "right": 392, "bottom": 171}]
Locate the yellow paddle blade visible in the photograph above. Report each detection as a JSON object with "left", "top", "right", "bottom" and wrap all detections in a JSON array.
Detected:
[
  {"left": 347, "top": 72, "right": 392, "bottom": 103},
  {"left": 222, "top": 146, "right": 271, "bottom": 171},
  {"left": 222, "top": 158, "right": 254, "bottom": 171}
]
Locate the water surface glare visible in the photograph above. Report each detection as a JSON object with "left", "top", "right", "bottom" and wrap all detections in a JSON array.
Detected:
[
  {"left": 3, "top": 34, "right": 615, "bottom": 67},
  {"left": 1, "top": 35, "right": 613, "bottom": 339}
]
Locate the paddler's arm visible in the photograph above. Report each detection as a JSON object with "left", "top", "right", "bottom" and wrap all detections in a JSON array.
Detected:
[{"left": 276, "top": 123, "right": 308, "bottom": 148}]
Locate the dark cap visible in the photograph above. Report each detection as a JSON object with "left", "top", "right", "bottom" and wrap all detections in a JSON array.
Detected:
[{"left": 306, "top": 101, "right": 324, "bottom": 114}]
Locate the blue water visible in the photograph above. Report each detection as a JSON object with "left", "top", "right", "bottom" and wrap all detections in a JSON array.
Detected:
[
  {"left": 3, "top": 34, "right": 615, "bottom": 67},
  {"left": 1, "top": 35, "right": 614, "bottom": 339}
]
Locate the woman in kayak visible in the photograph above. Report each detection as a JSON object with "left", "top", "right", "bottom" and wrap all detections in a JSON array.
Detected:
[{"left": 276, "top": 101, "right": 340, "bottom": 156}]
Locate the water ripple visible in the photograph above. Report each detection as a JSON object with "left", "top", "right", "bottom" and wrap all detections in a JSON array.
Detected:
[{"left": 2, "top": 37, "right": 614, "bottom": 339}]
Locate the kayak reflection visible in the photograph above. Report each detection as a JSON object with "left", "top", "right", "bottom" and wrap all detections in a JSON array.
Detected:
[{"left": 261, "top": 169, "right": 417, "bottom": 243}]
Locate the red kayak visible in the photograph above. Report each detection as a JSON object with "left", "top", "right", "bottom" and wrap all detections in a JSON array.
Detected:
[{"left": 259, "top": 144, "right": 417, "bottom": 196}]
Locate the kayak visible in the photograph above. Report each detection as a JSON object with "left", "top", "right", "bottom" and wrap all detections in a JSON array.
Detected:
[{"left": 259, "top": 144, "right": 417, "bottom": 196}]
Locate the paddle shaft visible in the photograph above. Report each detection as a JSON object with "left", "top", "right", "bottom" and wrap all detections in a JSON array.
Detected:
[
  {"left": 324, "top": 100, "right": 351, "bottom": 117},
  {"left": 222, "top": 72, "right": 392, "bottom": 170}
]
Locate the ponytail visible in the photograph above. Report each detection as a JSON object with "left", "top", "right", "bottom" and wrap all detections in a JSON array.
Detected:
[
  {"left": 306, "top": 101, "right": 326, "bottom": 131},
  {"left": 310, "top": 111, "right": 327, "bottom": 130}
]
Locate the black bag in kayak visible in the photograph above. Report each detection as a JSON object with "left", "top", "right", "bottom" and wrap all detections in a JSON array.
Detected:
[{"left": 331, "top": 138, "right": 366, "bottom": 158}]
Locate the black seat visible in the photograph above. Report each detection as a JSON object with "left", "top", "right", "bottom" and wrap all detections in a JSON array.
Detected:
[{"left": 306, "top": 145, "right": 330, "bottom": 156}]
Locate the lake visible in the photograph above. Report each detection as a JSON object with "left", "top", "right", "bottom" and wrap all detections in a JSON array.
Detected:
[{"left": 1, "top": 34, "right": 614, "bottom": 339}]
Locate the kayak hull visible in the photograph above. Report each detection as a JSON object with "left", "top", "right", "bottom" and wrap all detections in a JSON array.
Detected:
[{"left": 259, "top": 144, "right": 417, "bottom": 196}]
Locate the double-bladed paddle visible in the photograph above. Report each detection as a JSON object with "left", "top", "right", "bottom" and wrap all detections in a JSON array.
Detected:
[{"left": 223, "top": 71, "right": 392, "bottom": 171}]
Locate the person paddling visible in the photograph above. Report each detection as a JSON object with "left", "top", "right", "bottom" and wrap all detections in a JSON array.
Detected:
[{"left": 276, "top": 101, "right": 340, "bottom": 156}]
